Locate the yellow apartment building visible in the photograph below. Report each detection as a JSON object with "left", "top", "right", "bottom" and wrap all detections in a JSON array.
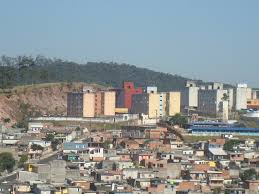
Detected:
[{"left": 166, "top": 92, "right": 181, "bottom": 116}]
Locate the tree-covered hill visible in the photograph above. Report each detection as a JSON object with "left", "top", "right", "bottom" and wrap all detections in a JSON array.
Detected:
[{"left": 0, "top": 55, "right": 201, "bottom": 91}]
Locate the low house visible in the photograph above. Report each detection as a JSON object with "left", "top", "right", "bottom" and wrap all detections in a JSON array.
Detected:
[
  {"left": 207, "top": 138, "right": 225, "bottom": 149},
  {"left": 12, "top": 183, "right": 31, "bottom": 193},
  {"left": 84, "top": 161, "right": 97, "bottom": 169},
  {"left": 133, "top": 179, "right": 150, "bottom": 190},
  {"left": 177, "top": 181, "right": 199, "bottom": 193},
  {"left": 122, "top": 168, "right": 154, "bottom": 180},
  {"left": 101, "top": 160, "right": 115, "bottom": 170},
  {"left": 207, "top": 148, "right": 228, "bottom": 160},
  {"left": 195, "top": 149, "right": 205, "bottom": 157},
  {"left": 115, "top": 161, "right": 134, "bottom": 170},
  {"left": 229, "top": 152, "right": 244, "bottom": 162},
  {"left": 63, "top": 142, "right": 88, "bottom": 154},
  {"left": 182, "top": 148, "right": 194, "bottom": 156},
  {"left": 67, "top": 186, "right": 83, "bottom": 194},
  {"left": 66, "top": 178, "right": 92, "bottom": 191},
  {"left": 132, "top": 152, "right": 154, "bottom": 164},
  {"left": 145, "top": 127, "right": 167, "bottom": 139},
  {"left": 194, "top": 160, "right": 216, "bottom": 168},
  {"left": 189, "top": 164, "right": 211, "bottom": 181},
  {"left": 28, "top": 122, "right": 44, "bottom": 133},
  {"left": 29, "top": 140, "right": 51, "bottom": 148},
  {"left": 248, "top": 157, "right": 259, "bottom": 168},
  {"left": 141, "top": 159, "right": 167, "bottom": 169},
  {"left": 121, "top": 139, "right": 139, "bottom": 150},
  {"left": 78, "top": 147, "right": 104, "bottom": 161},
  {"left": 96, "top": 171, "right": 122, "bottom": 183},
  {"left": 158, "top": 152, "right": 174, "bottom": 160},
  {"left": 166, "top": 163, "right": 181, "bottom": 179},
  {"left": 32, "top": 184, "right": 58, "bottom": 194},
  {"left": 170, "top": 140, "right": 184, "bottom": 149},
  {"left": 147, "top": 179, "right": 166, "bottom": 193},
  {"left": 117, "top": 153, "right": 131, "bottom": 161},
  {"left": 245, "top": 180, "right": 259, "bottom": 192},
  {"left": 207, "top": 171, "right": 224, "bottom": 189},
  {"left": 146, "top": 140, "right": 163, "bottom": 150}
]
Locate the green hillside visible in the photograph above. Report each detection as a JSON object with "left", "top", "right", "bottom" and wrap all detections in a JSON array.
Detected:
[{"left": 0, "top": 55, "right": 200, "bottom": 91}]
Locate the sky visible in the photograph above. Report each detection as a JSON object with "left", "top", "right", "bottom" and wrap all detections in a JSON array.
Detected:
[{"left": 0, "top": 0, "right": 259, "bottom": 87}]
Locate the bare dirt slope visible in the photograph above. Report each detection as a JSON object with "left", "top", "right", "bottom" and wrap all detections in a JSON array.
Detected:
[{"left": 0, "top": 82, "right": 102, "bottom": 126}]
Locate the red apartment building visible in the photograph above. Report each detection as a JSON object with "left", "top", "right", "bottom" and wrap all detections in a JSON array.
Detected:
[{"left": 112, "top": 81, "right": 143, "bottom": 111}]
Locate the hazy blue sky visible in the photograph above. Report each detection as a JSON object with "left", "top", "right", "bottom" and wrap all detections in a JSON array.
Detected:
[{"left": 0, "top": 1, "right": 259, "bottom": 86}]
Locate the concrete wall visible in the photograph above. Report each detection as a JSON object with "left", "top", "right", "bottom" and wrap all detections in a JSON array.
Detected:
[
  {"left": 18, "top": 171, "right": 38, "bottom": 182},
  {"left": 166, "top": 163, "right": 181, "bottom": 178},
  {"left": 66, "top": 169, "right": 80, "bottom": 179},
  {"left": 38, "top": 164, "right": 51, "bottom": 182},
  {"left": 50, "top": 160, "right": 66, "bottom": 184}
]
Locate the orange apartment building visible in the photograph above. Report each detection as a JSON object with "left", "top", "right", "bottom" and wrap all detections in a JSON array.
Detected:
[{"left": 67, "top": 90, "right": 115, "bottom": 117}]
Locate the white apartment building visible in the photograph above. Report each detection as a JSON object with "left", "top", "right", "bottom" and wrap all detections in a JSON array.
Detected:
[
  {"left": 227, "top": 88, "right": 234, "bottom": 111},
  {"left": 146, "top": 86, "right": 157, "bottom": 94},
  {"left": 234, "top": 84, "right": 250, "bottom": 110},
  {"left": 180, "top": 81, "right": 199, "bottom": 112}
]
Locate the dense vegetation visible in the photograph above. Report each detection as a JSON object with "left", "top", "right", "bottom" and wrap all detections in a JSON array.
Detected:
[
  {"left": 223, "top": 139, "right": 241, "bottom": 151},
  {"left": 0, "top": 55, "right": 201, "bottom": 91},
  {"left": 168, "top": 113, "right": 188, "bottom": 128},
  {"left": 240, "top": 168, "right": 259, "bottom": 181},
  {"left": 0, "top": 152, "right": 15, "bottom": 172}
]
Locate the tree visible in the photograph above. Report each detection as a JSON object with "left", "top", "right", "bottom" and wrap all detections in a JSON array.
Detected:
[
  {"left": 0, "top": 55, "right": 213, "bottom": 91},
  {"left": 240, "top": 168, "right": 259, "bottom": 181},
  {"left": 45, "top": 134, "right": 55, "bottom": 141},
  {"left": 31, "top": 144, "right": 44, "bottom": 151},
  {"left": 222, "top": 93, "right": 229, "bottom": 101},
  {"left": 169, "top": 113, "right": 188, "bottom": 128},
  {"left": 3, "top": 118, "right": 10, "bottom": 123},
  {"left": 51, "top": 139, "right": 60, "bottom": 151},
  {"left": 45, "top": 134, "right": 60, "bottom": 151},
  {"left": 213, "top": 187, "right": 222, "bottom": 194},
  {"left": 102, "top": 140, "right": 112, "bottom": 149},
  {"left": 182, "top": 170, "right": 191, "bottom": 180},
  {"left": 75, "top": 127, "right": 81, "bottom": 131},
  {"left": 0, "top": 152, "right": 15, "bottom": 172},
  {"left": 18, "top": 154, "right": 28, "bottom": 168},
  {"left": 223, "top": 140, "right": 241, "bottom": 151}
]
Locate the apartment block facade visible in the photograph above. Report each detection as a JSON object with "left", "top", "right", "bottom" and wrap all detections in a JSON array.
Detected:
[
  {"left": 198, "top": 88, "right": 228, "bottom": 116},
  {"left": 234, "top": 84, "right": 249, "bottom": 110},
  {"left": 180, "top": 85, "right": 199, "bottom": 112},
  {"left": 166, "top": 92, "right": 181, "bottom": 116},
  {"left": 67, "top": 90, "right": 115, "bottom": 117},
  {"left": 131, "top": 91, "right": 181, "bottom": 118},
  {"left": 112, "top": 82, "right": 142, "bottom": 111},
  {"left": 67, "top": 92, "right": 84, "bottom": 117}
]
